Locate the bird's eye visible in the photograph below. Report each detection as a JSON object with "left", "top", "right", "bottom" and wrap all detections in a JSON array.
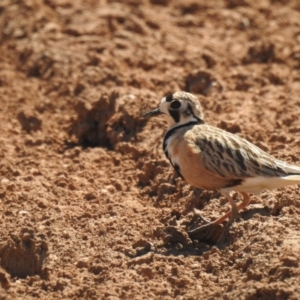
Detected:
[{"left": 170, "top": 100, "right": 181, "bottom": 109}]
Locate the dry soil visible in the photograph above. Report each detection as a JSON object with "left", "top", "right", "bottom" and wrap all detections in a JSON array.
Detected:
[{"left": 1, "top": 0, "right": 300, "bottom": 299}]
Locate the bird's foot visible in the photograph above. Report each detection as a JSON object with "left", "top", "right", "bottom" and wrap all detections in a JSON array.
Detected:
[
  {"left": 188, "top": 222, "right": 224, "bottom": 244},
  {"left": 215, "top": 222, "right": 231, "bottom": 246},
  {"left": 188, "top": 209, "right": 240, "bottom": 245}
]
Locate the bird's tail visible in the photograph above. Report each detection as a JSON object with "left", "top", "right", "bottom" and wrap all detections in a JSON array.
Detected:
[
  {"left": 280, "top": 175, "right": 300, "bottom": 185},
  {"left": 235, "top": 175, "right": 300, "bottom": 194}
]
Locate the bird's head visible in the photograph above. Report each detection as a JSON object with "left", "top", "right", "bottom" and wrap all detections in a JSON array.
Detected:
[{"left": 143, "top": 92, "right": 204, "bottom": 127}]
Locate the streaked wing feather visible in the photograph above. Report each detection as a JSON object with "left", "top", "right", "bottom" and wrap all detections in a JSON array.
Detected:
[{"left": 189, "top": 125, "right": 300, "bottom": 179}]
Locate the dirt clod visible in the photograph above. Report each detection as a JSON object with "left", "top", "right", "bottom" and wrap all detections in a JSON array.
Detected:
[{"left": 0, "top": 232, "right": 47, "bottom": 279}]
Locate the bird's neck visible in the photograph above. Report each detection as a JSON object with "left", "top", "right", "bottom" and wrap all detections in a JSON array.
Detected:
[{"left": 167, "top": 115, "right": 204, "bottom": 130}]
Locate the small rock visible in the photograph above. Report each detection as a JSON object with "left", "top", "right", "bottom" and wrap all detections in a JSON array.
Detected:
[
  {"left": 18, "top": 210, "right": 29, "bottom": 215},
  {"left": 21, "top": 233, "right": 32, "bottom": 242},
  {"left": 84, "top": 193, "right": 97, "bottom": 201},
  {"left": 62, "top": 231, "right": 70, "bottom": 239},
  {"left": 281, "top": 256, "right": 299, "bottom": 267},
  {"left": 30, "top": 168, "right": 41, "bottom": 175},
  {"left": 77, "top": 257, "right": 90, "bottom": 268},
  {"left": 6, "top": 183, "right": 15, "bottom": 191},
  {"left": 132, "top": 239, "right": 151, "bottom": 256},
  {"left": 38, "top": 200, "right": 48, "bottom": 209},
  {"left": 127, "top": 252, "right": 154, "bottom": 267}
]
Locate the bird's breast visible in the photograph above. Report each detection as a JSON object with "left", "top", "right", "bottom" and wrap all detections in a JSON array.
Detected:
[{"left": 166, "top": 132, "right": 238, "bottom": 190}]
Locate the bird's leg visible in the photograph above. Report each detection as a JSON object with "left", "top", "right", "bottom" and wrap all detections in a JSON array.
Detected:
[
  {"left": 215, "top": 191, "right": 239, "bottom": 244},
  {"left": 188, "top": 192, "right": 251, "bottom": 243},
  {"left": 239, "top": 192, "right": 251, "bottom": 209},
  {"left": 216, "top": 192, "right": 251, "bottom": 245},
  {"left": 222, "top": 191, "right": 239, "bottom": 225},
  {"left": 213, "top": 192, "right": 251, "bottom": 225}
]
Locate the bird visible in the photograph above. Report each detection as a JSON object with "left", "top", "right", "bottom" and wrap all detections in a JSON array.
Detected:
[{"left": 143, "top": 91, "right": 300, "bottom": 243}]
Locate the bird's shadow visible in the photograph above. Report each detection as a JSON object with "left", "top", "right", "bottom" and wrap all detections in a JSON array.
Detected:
[
  {"left": 239, "top": 205, "right": 271, "bottom": 221},
  {"left": 149, "top": 206, "right": 272, "bottom": 259},
  {"left": 127, "top": 206, "right": 272, "bottom": 262}
]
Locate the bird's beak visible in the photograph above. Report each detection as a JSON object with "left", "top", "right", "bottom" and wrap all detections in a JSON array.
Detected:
[{"left": 142, "top": 108, "right": 162, "bottom": 118}]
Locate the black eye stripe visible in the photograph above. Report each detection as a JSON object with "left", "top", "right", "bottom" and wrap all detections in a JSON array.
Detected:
[
  {"left": 169, "top": 109, "right": 180, "bottom": 123},
  {"left": 170, "top": 100, "right": 181, "bottom": 109},
  {"left": 165, "top": 94, "right": 173, "bottom": 102}
]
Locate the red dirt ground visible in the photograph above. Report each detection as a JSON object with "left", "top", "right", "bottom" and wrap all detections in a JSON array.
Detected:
[{"left": 1, "top": 0, "right": 300, "bottom": 299}]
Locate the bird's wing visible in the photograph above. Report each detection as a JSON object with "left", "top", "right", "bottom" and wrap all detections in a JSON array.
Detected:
[{"left": 186, "top": 125, "right": 300, "bottom": 179}]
